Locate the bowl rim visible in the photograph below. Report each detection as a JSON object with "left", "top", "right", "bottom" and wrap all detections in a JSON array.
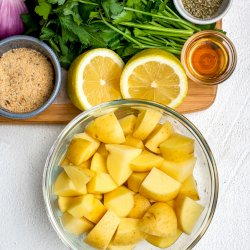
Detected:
[
  {"left": 181, "top": 30, "right": 237, "bottom": 86},
  {"left": 43, "top": 99, "right": 219, "bottom": 250},
  {"left": 173, "top": 0, "right": 232, "bottom": 25},
  {"left": 0, "top": 35, "right": 62, "bottom": 119}
]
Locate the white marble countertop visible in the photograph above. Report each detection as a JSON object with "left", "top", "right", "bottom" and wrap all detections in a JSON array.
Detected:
[{"left": 0, "top": 1, "right": 249, "bottom": 249}]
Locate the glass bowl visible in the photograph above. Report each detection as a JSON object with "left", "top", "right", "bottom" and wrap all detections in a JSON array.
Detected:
[
  {"left": 43, "top": 99, "right": 218, "bottom": 250},
  {"left": 181, "top": 31, "right": 237, "bottom": 85}
]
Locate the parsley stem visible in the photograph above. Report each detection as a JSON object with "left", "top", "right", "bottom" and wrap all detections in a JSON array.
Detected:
[
  {"left": 123, "top": 7, "right": 200, "bottom": 31},
  {"left": 119, "top": 22, "right": 193, "bottom": 36},
  {"left": 133, "top": 45, "right": 181, "bottom": 55},
  {"left": 76, "top": 0, "right": 99, "bottom": 6},
  {"left": 139, "top": 29, "right": 191, "bottom": 38},
  {"left": 100, "top": 13, "right": 144, "bottom": 48},
  {"left": 137, "top": 36, "right": 165, "bottom": 46}
]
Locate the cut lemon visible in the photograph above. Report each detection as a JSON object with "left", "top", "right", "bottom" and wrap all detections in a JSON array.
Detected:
[
  {"left": 120, "top": 49, "right": 188, "bottom": 108},
  {"left": 68, "top": 49, "right": 124, "bottom": 110}
]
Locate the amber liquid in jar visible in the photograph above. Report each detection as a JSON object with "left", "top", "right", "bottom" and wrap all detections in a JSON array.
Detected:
[{"left": 185, "top": 37, "right": 229, "bottom": 80}]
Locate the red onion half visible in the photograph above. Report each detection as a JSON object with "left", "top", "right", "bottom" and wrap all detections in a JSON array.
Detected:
[{"left": 0, "top": 0, "right": 28, "bottom": 39}]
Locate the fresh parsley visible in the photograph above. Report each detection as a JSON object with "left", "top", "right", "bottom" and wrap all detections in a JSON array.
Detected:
[{"left": 22, "top": 0, "right": 220, "bottom": 69}]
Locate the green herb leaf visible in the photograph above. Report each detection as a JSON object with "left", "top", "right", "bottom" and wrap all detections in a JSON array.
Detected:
[
  {"left": 48, "top": 0, "right": 66, "bottom": 5},
  {"left": 63, "top": 5, "right": 83, "bottom": 25},
  {"left": 78, "top": 2, "right": 98, "bottom": 22},
  {"left": 112, "top": 10, "right": 133, "bottom": 24},
  {"left": 40, "top": 27, "right": 56, "bottom": 40},
  {"left": 60, "top": 16, "right": 90, "bottom": 45},
  {"left": 83, "top": 25, "right": 108, "bottom": 48},
  {"left": 35, "top": 0, "right": 51, "bottom": 20},
  {"left": 102, "top": 0, "right": 123, "bottom": 19}
]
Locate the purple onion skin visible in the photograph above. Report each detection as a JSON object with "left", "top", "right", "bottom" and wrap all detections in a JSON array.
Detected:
[{"left": 0, "top": 0, "right": 28, "bottom": 39}]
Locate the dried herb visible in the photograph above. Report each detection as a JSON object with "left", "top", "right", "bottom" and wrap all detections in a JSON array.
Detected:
[{"left": 182, "top": 0, "right": 223, "bottom": 19}]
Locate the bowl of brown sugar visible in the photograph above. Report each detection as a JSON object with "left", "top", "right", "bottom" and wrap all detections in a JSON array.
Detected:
[{"left": 0, "top": 35, "right": 61, "bottom": 119}]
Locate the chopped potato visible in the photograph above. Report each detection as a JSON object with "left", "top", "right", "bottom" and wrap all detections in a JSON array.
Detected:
[
  {"left": 127, "top": 172, "right": 148, "bottom": 193},
  {"left": 128, "top": 194, "right": 151, "bottom": 219},
  {"left": 112, "top": 218, "right": 146, "bottom": 245},
  {"left": 160, "top": 133, "right": 194, "bottom": 162},
  {"left": 90, "top": 152, "right": 107, "bottom": 173},
  {"left": 86, "top": 113, "right": 125, "bottom": 144},
  {"left": 179, "top": 175, "right": 199, "bottom": 200},
  {"left": 131, "top": 150, "right": 164, "bottom": 172},
  {"left": 175, "top": 196, "right": 204, "bottom": 234},
  {"left": 145, "top": 121, "right": 173, "bottom": 154},
  {"left": 139, "top": 202, "right": 177, "bottom": 237},
  {"left": 133, "top": 109, "right": 162, "bottom": 140},
  {"left": 104, "top": 186, "right": 134, "bottom": 217},
  {"left": 62, "top": 212, "right": 94, "bottom": 235},
  {"left": 87, "top": 173, "right": 117, "bottom": 194},
  {"left": 85, "top": 210, "right": 120, "bottom": 249},
  {"left": 146, "top": 228, "right": 182, "bottom": 248},
  {"left": 54, "top": 172, "right": 87, "bottom": 196},
  {"left": 119, "top": 114, "right": 137, "bottom": 136},
  {"left": 106, "top": 144, "right": 142, "bottom": 185},
  {"left": 140, "top": 168, "right": 181, "bottom": 202}
]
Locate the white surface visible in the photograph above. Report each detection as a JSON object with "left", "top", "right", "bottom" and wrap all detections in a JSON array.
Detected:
[{"left": 0, "top": 1, "right": 250, "bottom": 249}]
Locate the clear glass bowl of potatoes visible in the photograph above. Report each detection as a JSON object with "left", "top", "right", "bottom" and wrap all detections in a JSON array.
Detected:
[{"left": 43, "top": 99, "right": 218, "bottom": 250}]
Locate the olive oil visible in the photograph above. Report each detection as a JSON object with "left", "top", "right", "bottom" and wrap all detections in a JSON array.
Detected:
[{"left": 185, "top": 37, "right": 229, "bottom": 81}]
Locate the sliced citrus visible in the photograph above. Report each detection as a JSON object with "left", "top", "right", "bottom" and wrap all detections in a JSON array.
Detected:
[
  {"left": 120, "top": 49, "right": 188, "bottom": 108},
  {"left": 68, "top": 49, "right": 124, "bottom": 110}
]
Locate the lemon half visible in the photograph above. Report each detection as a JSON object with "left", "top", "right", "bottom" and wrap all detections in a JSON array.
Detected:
[
  {"left": 120, "top": 49, "right": 188, "bottom": 108},
  {"left": 68, "top": 48, "right": 124, "bottom": 110}
]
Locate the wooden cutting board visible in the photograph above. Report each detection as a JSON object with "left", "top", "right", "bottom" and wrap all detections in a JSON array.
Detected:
[{"left": 0, "top": 22, "right": 221, "bottom": 124}]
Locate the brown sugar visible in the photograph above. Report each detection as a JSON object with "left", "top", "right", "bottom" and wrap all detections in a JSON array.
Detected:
[{"left": 0, "top": 48, "right": 54, "bottom": 113}]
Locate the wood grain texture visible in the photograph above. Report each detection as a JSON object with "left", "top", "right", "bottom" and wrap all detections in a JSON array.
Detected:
[{"left": 0, "top": 21, "right": 221, "bottom": 124}]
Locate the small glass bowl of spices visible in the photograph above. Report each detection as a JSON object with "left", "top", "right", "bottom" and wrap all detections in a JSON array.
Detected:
[
  {"left": 173, "top": 0, "right": 232, "bottom": 24},
  {"left": 0, "top": 35, "right": 61, "bottom": 119},
  {"left": 181, "top": 30, "right": 237, "bottom": 85}
]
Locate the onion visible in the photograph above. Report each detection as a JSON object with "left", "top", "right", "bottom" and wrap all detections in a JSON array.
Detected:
[{"left": 0, "top": 0, "right": 28, "bottom": 39}]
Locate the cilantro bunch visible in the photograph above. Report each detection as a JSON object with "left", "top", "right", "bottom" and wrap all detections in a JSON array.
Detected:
[{"left": 22, "top": 0, "right": 216, "bottom": 69}]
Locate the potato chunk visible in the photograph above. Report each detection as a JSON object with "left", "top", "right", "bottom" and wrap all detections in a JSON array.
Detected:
[
  {"left": 62, "top": 212, "right": 94, "bottom": 235},
  {"left": 139, "top": 202, "right": 177, "bottom": 237},
  {"left": 145, "top": 121, "right": 173, "bottom": 154},
  {"left": 112, "top": 218, "right": 145, "bottom": 245},
  {"left": 159, "top": 157, "right": 196, "bottom": 183},
  {"left": 179, "top": 175, "right": 199, "bottom": 200},
  {"left": 104, "top": 186, "right": 134, "bottom": 217},
  {"left": 86, "top": 113, "right": 125, "bottom": 144},
  {"left": 127, "top": 172, "right": 148, "bottom": 193},
  {"left": 106, "top": 144, "right": 142, "bottom": 185},
  {"left": 66, "top": 139, "right": 92, "bottom": 165},
  {"left": 133, "top": 109, "right": 162, "bottom": 140},
  {"left": 131, "top": 150, "right": 164, "bottom": 172},
  {"left": 119, "top": 114, "right": 137, "bottom": 136},
  {"left": 85, "top": 210, "right": 120, "bottom": 249},
  {"left": 68, "top": 194, "right": 106, "bottom": 223},
  {"left": 90, "top": 152, "right": 107, "bottom": 173},
  {"left": 128, "top": 194, "right": 151, "bottom": 219},
  {"left": 54, "top": 172, "right": 87, "bottom": 196},
  {"left": 160, "top": 133, "right": 194, "bottom": 162},
  {"left": 87, "top": 173, "right": 117, "bottom": 194},
  {"left": 175, "top": 196, "right": 204, "bottom": 234},
  {"left": 123, "top": 135, "right": 144, "bottom": 149},
  {"left": 64, "top": 166, "right": 94, "bottom": 189},
  {"left": 140, "top": 168, "right": 181, "bottom": 202},
  {"left": 146, "top": 228, "right": 182, "bottom": 248},
  {"left": 58, "top": 196, "right": 75, "bottom": 213}
]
